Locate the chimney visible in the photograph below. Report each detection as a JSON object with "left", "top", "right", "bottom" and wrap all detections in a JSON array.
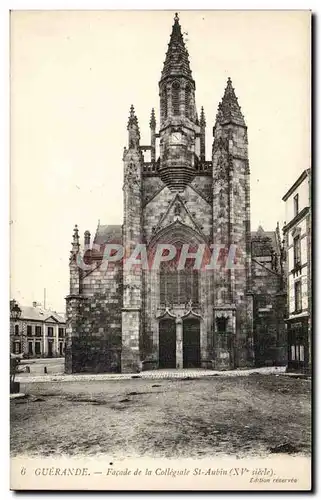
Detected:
[{"left": 32, "top": 301, "right": 38, "bottom": 308}]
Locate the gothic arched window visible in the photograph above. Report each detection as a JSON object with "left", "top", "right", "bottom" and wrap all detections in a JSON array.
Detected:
[
  {"left": 160, "top": 260, "right": 199, "bottom": 305},
  {"left": 172, "top": 82, "right": 180, "bottom": 116},
  {"left": 185, "top": 85, "right": 191, "bottom": 118}
]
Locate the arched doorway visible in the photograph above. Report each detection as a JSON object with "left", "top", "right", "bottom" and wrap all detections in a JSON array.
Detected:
[
  {"left": 159, "top": 318, "right": 176, "bottom": 368},
  {"left": 183, "top": 318, "right": 200, "bottom": 368}
]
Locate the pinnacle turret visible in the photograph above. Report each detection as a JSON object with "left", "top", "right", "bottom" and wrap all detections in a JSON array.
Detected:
[
  {"left": 149, "top": 108, "right": 156, "bottom": 129},
  {"left": 216, "top": 77, "right": 246, "bottom": 126},
  {"left": 160, "top": 13, "right": 193, "bottom": 82},
  {"left": 127, "top": 104, "right": 139, "bottom": 129},
  {"left": 200, "top": 106, "right": 206, "bottom": 127},
  {"left": 127, "top": 105, "right": 140, "bottom": 148},
  {"left": 70, "top": 224, "right": 80, "bottom": 258},
  {"left": 84, "top": 230, "right": 91, "bottom": 246}
]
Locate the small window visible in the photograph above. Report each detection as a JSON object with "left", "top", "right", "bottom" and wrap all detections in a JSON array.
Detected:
[
  {"left": 257, "top": 296, "right": 268, "bottom": 308},
  {"left": 28, "top": 341, "right": 33, "bottom": 355},
  {"left": 294, "top": 280, "right": 302, "bottom": 312},
  {"left": 35, "top": 325, "right": 42, "bottom": 336},
  {"left": 47, "top": 327, "right": 54, "bottom": 337},
  {"left": 14, "top": 324, "right": 19, "bottom": 335},
  {"left": 216, "top": 317, "right": 228, "bottom": 334},
  {"left": 35, "top": 341, "right": 41, "bottom": 355},
  {"left": 14, "top": 341, "right": 21, "bottom": 354},
  {"left": 294, "top": 194, "right": 299, "bottom": 216},
  {"left": 27, "top": 325, "right": 32, "bottom": 337},
  {"left": 58, "top": 328, "right": 64, "bottom": 338},
  {"left": 293, "top": 235, "right": 301, "bottom": 267}
]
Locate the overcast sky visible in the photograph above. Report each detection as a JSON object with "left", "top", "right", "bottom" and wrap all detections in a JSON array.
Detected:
[{"left": 10, "top": 10, "right": 310, "bottom": 312}]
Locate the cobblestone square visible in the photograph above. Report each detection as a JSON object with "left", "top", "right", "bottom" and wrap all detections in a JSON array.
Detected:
[{"left": 10, "top": 374, "right": 311, "bottom": 459}]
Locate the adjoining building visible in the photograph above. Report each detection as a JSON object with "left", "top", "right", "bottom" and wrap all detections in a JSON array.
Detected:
[
  {"left": 65, "top": 14, "right": 286, "bottom": 374},
  {"left": 10, "top": 301, "right": 66, "bottom": 358},
  {"left": 251, "top": 225, "right": 287, "bottom": 367},
  {"left": 282, "top": 169, "right": 311, "bottom": 372}
]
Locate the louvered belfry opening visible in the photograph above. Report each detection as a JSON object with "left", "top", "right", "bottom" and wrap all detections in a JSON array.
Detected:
[
  {"left": 172, "top": 82, "right": 180, "bottom": 116},
  {"left": 185, "top": 85, "right": 191, "bottom": 118}
]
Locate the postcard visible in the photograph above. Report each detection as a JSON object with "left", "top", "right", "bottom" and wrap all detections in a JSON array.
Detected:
[{"left": 10, "top": 10, "right": 311, "bottom": 491}]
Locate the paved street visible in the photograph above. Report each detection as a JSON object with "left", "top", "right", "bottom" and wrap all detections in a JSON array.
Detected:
[
  {"left": 17, "top": 357, "right": 64, "bottom": 376},
  {"left": 15, "top": 362, "right": 287, "bottom": 383},
  {"left": 11, "top": 374, "right": 311, "bottom": 459}
]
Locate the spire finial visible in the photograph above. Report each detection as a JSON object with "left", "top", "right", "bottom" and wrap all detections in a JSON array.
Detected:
[
  {"left": 129, "top": 104, "right": 135, "bottom": 119},
  {"left": 174, "top": 12, "right": 179, "bottom": 23}
]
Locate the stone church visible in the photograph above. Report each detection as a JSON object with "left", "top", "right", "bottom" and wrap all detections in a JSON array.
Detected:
[{"left": 65, "top": 14, "right": 286, "bottom": 374}]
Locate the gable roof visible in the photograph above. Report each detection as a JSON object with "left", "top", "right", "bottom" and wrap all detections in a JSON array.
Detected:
[
  {"left": 251, "top": 228, "right": 278, "bottom": 253},
  {"left": 17, "top": 305, "right": 65, "bottom": 324},
  {"left": 282, "top": 169, "right": 310, "bottom": 201},
  {"left": 93, "top": 224, "right": 122, "bottom": 246}
]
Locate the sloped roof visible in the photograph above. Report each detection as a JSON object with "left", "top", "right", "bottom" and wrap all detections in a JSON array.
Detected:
[
  {"left": 251, "top": 228, "right": 278, "bottom": 253},
  {"left": 93, "top": 224, "right": 122, "bottom": 246},
  {"left": 17, "top": 305, "right": 65, "bottom": 323}
]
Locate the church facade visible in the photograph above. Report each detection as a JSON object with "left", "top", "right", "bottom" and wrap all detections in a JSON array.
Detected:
[{"left": 65, "top": 14, "right": 286, "bottom": 374}]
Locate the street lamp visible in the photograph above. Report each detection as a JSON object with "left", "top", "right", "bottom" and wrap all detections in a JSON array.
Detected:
[
  {"left": 10, "top": 300, "right": 22, "bottom": 393},
  {"left": 10, "top": 300, "right": 22, "bottom": 356}
]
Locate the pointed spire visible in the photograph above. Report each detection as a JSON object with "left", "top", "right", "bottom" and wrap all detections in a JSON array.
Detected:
[
  {"left": 127, "top": 104, "right": 140, "bottom": 148},
  {"left": 160, "top": 13, "right": 193, "bottom": 82},
  {"left": 149, "top": 108, "right": 156, "bottom": 129},
  {"left": 200, "top": 106, "right": 206, "bottom": 127},
  {"left": 217, "top": 77, "right": 246, "bottom": 126},
  {"left": 195, "top": 110, "right": 199, "bottom": 126}
]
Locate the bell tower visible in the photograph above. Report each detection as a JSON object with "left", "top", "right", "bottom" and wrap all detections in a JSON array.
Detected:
[
  {"left": 158, "top": 13, "right": 201, "bottom": 192},
  {"left": 212, "top": 77, "right": 254, "bottom": 368}
]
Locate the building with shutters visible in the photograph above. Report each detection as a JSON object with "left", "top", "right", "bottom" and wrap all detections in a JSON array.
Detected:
[
  {"left": 65, "top": 13, "right": 286, "bottom": 374},
  {"left": 10, "top": 301, "right": 66, "bottom": 358},
  {"left": 282, "top": 169, "right": 311, "bottom": 372}
]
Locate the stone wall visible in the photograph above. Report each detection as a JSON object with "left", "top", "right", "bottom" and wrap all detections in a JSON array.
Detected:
[{"left": 65, "top": 260, "right": 122, "bottom": 373}]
